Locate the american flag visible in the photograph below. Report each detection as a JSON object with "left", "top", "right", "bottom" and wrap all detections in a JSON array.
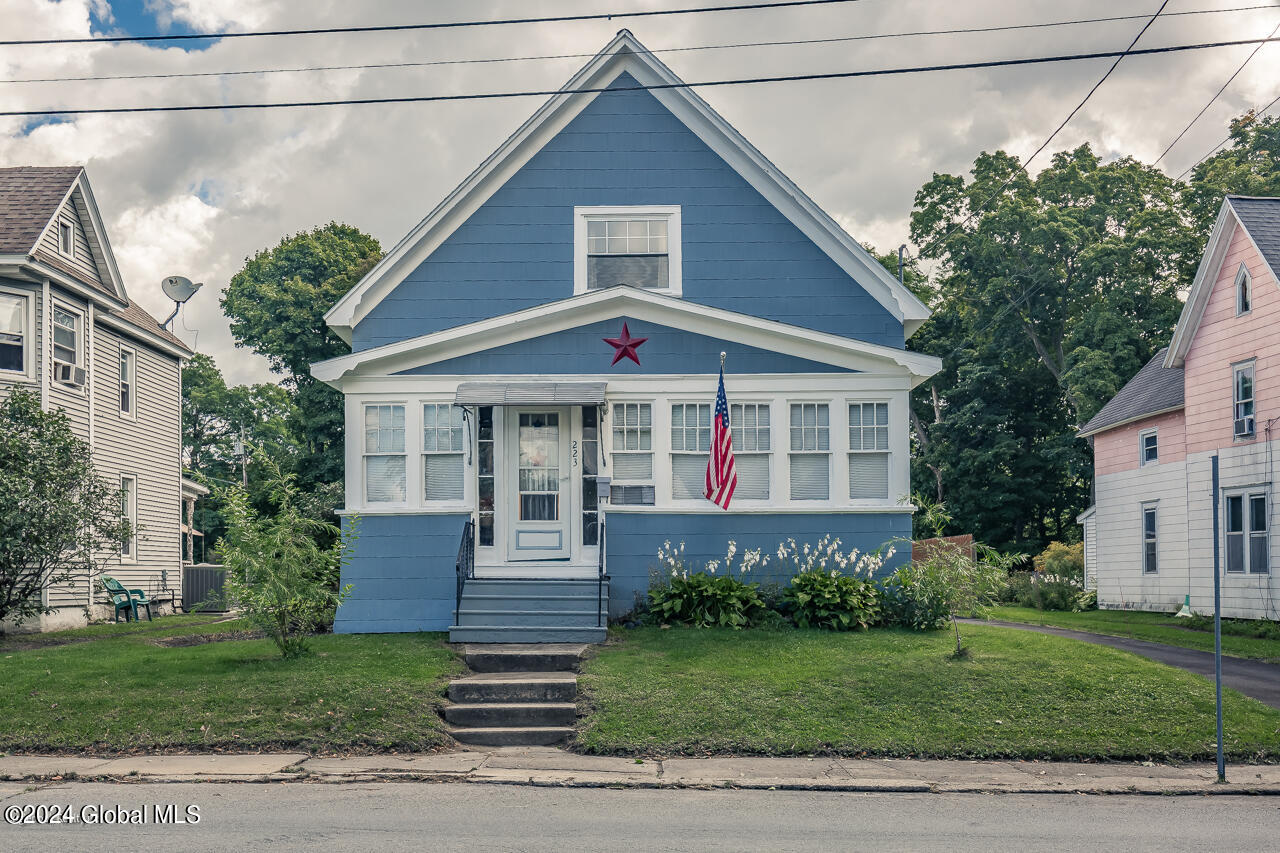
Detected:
[{"left": 704, "top": 367, "right": 737, "bottom": 509}]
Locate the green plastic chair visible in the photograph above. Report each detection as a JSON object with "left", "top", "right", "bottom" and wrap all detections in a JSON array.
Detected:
[{"left": 101, "top": 576, "right": 152, "bottom": 622}]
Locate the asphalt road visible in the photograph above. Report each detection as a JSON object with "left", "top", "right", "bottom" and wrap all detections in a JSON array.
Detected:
[
  {"left": 970, "top": 619, "right": 1280, "bottom": 709},
  {"left": 2, "top": 782, "right": 1277, "bottom": 852}
]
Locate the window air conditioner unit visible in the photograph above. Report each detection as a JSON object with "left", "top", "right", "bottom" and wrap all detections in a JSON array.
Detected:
[
  {"left": 1234, "top": 416, "right": 1255, "bottom": 437},
  {"left": 53, "top": 360, "right": 85, "bottom": 387}
]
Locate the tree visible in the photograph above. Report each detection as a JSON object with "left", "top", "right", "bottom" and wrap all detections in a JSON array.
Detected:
[
  {"left": 1184, "top": 112, "right": 1280, "bottom": 233},
  {"left": 0, "top": 389, "right": 131, "bottom": 627},
  {"left": 220, "top": 223, "right": 382, "bottom": 486}
]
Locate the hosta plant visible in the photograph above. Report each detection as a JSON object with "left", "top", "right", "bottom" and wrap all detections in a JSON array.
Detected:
[
  {"left": 647, "top": 540, "right": 768, "bottom": 629},
  {"left": 784, "top": 570, "right": 881, "bottom": 631}
]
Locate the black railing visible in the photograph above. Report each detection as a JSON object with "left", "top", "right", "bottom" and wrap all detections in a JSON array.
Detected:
[
  {"left": 455, "top": 518, "right": 475, "bottom": 623},
  {"left": 597, "top": 516, "right": 606, "bottom": 628}
]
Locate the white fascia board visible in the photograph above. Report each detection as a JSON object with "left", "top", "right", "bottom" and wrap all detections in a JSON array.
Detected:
[
  {"left": 1076, "top": 404, "right": 1185, "bottom": 439},
  {"left": 10, "top": 258, "right": 127, "bottom": 311},
  {"left": 341, "top": 372, "right": 912, "bottom": 396},
  {"left": 1076, "top": 505, "right": 1096, "bottom": 523},
  {"left": 1165, "top": 200, "right": 1236, "bottom": 368},
  {"left": 72, "top": 172, "right": 129, "bottom": 302},
  {"left": 325, "top": 30, "right": 929, "bottom": 340},
  {"left": 312, "top": 286, "right": 941, "bottom": 388}
]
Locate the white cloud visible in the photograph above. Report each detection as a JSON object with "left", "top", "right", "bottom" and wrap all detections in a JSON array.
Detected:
[{"left": 1, "top": 0, "right": 1278, "bottom": 384}]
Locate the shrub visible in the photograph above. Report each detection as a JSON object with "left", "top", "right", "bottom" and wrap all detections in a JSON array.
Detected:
[
  {"left": 879, "top": 568, "right": 952, "bottom": 630},
  {"left": 1034, "top": 541, "right": 1084, "bottom": 578},
  {"left": 1005, "top": 571, "right": 1083, "bottom": 611},
  {"left": 785, "top": 571, "right": 880, "bottom": 630},
  {"left": 647, "top": 540, "right": 768, "bottom": 629},
  {"left": 1073, "top": 589, "right": 1098, "bottom": 612},
  {"left": 216, "top": 453, "right": 355, "bottom": 658}
]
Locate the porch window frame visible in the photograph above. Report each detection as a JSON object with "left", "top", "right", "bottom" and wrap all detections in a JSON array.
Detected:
[
  {"left": 788, "top": 400, "right": 832, "bottom": 503},
  {"left": 573, "top": 205, "right": 682, "bottom": 297},
  {"left": 362, "top": 402, "right": 409, "bottom": 506},
  {"left": 421, "top": 402, "right": 467, "bottom": 504},
  {"left": 609, "top": 401, "right": 655, "bottom": 504}
]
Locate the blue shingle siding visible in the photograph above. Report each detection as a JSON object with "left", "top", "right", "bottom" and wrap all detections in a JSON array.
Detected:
[
  {"left": 604, "top": 511, "right": 911, "bottom": 618},
  {"left": 333, "top": 513, "right": 469, "bottom": 634},
  {"left": 397, "top": 316, "right": 849, "bottom": 375},
  {"left": 352, "top": 74, "right": 902, "bottom": 352}
]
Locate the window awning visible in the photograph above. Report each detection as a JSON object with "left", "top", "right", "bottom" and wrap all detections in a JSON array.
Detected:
[{"left": 453, "top": 381, "right": 607, "bottom": 406}]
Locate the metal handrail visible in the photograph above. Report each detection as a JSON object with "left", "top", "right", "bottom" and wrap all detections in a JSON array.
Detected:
[
  {"left": 455, "top": 518, "right": 475, "bottom": 623},
  {"left": 597, "top": 516, "right": 606, "bottom": 628}
]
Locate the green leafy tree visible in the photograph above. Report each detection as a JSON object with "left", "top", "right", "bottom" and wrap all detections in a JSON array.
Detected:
[
  {"left": 220, "top": 223, "right": 382, "bottom": 486},
  {"left": 216, "top": 452, "right": 356, "bottom": 658},
  {"left": 1184, "top": 112, "right": 1280, "bottom": 233},
  {"left": 0, "top": 389, "right": 131, "bottom": 627}
]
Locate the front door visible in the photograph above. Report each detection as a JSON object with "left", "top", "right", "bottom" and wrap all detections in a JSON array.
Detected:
[{"left": 505, "top": 408, "right": 571, "bottom": 561}]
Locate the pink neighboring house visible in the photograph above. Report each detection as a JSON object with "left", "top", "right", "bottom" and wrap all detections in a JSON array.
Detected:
[{"left": 1078, "top": 196, "right": 1280, "bottom": 620}]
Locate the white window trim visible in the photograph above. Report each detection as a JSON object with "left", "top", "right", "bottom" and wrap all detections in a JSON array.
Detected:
[
  {"left": 1235, "top": 263, "right": 1252, "bottom": 316},
  {"left": 787, "top": 400, "right": 834, "bottom": 504},
  {"left": 608, "top": 400, "right": 656, "bottom": 490},
  {"left": 727, "top": 400, "right": 773, "bottom": 505},
  {"left": 573, "top": 205, "right": 682, "bottom": 296},
  {"left": 1233, "top": 360, "right": 1256, "bottom": 439},
  {"left": 846, "top": 399, "right": 893, "bottom": 503},
  {"left": 421, "top": 402, "right": 469, "bottom": 507},
  {"left": 1223, "top": 488, "right": 1269, "bottom": 575},
  {"left": 361, "top": 401, "right": 410, "bottom": 508},
  {"left": 0, "top": 284, "right": 36, "bottom": 381},
  {"left": 50, "top": 299, "right": 86, "bottom": 393},
  {"left": 120, "top": 473, "right": 137, "bottom": 564},
  {"left": 1138, "top": 428, "right": 1158, "bottom": 467},
  {"left": 57, "top": 217, "right": 75, "bottom": 259},
  {"left": 118, "top": 344, "right": 136, "bottom": 420},
  {"left": 1140, "top": 501, "right": 1158, "bottom": 575}
]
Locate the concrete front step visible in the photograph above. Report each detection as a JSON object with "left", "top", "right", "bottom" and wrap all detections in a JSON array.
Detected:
[
  {"left": 464, "top": 579, "right": 607, "bottom": 596},
  {"left": 444, "top": 702, "right": 576, "bottom": 728},
  {"left": 450, "top": 626, "right": 606, "bottom": 645},
  {"left": 460, "top": 593, "right": 605, "bottom": 610},
  {"left": 463, "top": 643, "right": 589, "bottom": 673},
  {"left": 455, "top": 609, "right": 604, "bottom": 628},
  {"left": 448, "top": 726, "right": 574, "bottom": 747},
  {"left": 448, "top": 671, "right": 578, "bottom": 703}
]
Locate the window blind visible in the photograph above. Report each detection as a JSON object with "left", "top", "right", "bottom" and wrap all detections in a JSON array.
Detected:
[
  {"left": 848, "top": 452, "right": 889, "bottom": 500},
  {"left": 424, "top": 454, "right": 464, "bottom": 501},
  {"left": 671, "top": 454, "right": 706, "bottom": 500},
  {"left": 790, "top": 454, "right": 829, "bottom": 501}
]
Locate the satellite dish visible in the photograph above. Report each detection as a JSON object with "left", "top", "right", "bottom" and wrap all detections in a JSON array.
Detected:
[
  {"left": 160, "top": 275, "right": 203, "bottom": 330},
  {"left": 161, "top": 275, "right": 202, "bottom": 304}
]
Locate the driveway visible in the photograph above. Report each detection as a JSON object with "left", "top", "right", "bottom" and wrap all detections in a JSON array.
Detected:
[{"left": 970, "top": 619, "right": 1280, "bottom": 709}]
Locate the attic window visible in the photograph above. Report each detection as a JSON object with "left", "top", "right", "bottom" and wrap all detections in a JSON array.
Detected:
[
  {"left": 574, "top": 206, "right": 681, "bottom": 296},
  {"left": 58, "top": 218, "right": 74, "bottom": 258},
  {"left": 1236, "top": 263, "right": 1252, "bottom": 316}
]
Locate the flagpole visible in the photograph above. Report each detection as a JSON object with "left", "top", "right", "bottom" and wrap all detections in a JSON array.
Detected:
[{"left": 720, "top": 351, "right": 726, "bottom": 371}]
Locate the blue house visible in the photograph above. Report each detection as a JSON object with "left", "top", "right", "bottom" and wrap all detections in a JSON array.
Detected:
[{"left": 312, "top": 31, "right": 940, "bottom": 642}]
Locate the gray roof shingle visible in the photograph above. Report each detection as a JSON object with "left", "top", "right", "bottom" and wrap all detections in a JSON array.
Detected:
[
  {"left": 0, "top": 166, "right": 82, "bottom": 255},
  {"left": 1228, "top": 196, "right": 1280, "bottom": 277},
  {"left": 1079, "top": 347, "right": 1184, "bottom": 436}
]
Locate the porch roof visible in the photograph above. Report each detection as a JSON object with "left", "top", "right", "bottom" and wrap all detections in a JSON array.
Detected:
[{"left": 454, "top": 381, "right": 607, "bottom": 406}]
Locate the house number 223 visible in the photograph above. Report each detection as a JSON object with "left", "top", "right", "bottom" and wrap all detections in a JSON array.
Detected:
[{"left": 571, "top": 440, "right": 579, "bottom": 468}]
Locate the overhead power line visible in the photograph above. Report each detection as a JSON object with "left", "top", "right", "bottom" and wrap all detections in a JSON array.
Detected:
[
  {"left": 2, "top": 32, "right": 1277, "bottom": 119},
  {"left": 1155, "top": 16, "right": 1280, "bottom": 165},
  {"left": 4, "top": 4, "right": 1274, "bottom": 86},
  {"left": 1176, "top": 90, "right": 1280, "bottom": 180},
  {"left": 0, "top": 0, "right": 863, "bottom": 47}
]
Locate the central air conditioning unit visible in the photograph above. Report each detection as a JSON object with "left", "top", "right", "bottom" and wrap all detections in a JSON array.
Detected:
[
  {"left": 53, "top": 360, "right": 86, "bottom": 387},
  {"left": 1234, "top": 416, "right": 1255, "bottom": 438}
]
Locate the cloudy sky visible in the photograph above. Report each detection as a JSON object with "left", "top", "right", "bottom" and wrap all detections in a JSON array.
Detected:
[{"left": 2, "top": 0, "right": 1277, "bottom": 384}]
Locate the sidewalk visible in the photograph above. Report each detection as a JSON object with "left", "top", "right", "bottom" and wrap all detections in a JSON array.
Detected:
[{"left": 3, "top": 749, "right": 1279, "bottom": 794}]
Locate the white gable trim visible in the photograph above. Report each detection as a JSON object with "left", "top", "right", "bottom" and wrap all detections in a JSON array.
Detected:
[
  {"left": 31, "top": 170, "right": 128, "bottom": 302},
  {"left": 312, "top": 286, "right": 941, "bottom": 388},
  {"left": 324, "top": 30, "right": 930, "bottom": 342},
  {"left": 1165, "top": 198, "right": 1280, "bottom": 368}
]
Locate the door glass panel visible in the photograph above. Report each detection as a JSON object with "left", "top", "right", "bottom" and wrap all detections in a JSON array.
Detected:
[{"left": 518, "top": 412, "right": 560, "bottom": 521}]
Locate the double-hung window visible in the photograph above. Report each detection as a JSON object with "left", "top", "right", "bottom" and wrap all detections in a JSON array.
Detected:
[
  {"left": 119, "top": 347, "right": 136, "bottom": 417},
  {"left": 1236, "top": 264, "right": 1252, "bottom": 315},
  {"left": 730, "top": 403, "right": 770, "bottom": 501},
  {"left": 575, "top": 207, "right": 681, "bottom": 295},
  {"left": 0, "top": 291, "right": 28, "bottom": 375},
  {"left": 423, "top": 403, "right": 465, "bottom": 501},
  {"left": 670, "top": 402, "right": 711, "bottom": 500},
  {"left": 120, "top": 475, "right": 137, "bottom": 560},
  {"left": 1139, "top": 429, "right": 1157, "bottom": 466},
  {"left": 364, "top": 404, "right": 406, "bottom": 503},
  {"left": 611, "top": 402, "right": 654, "bottom": 505},
  {"left": 1234, "top": 362, "right": 1255, "bottom": 438},
  {"left": 1225, "top": 492, "right": 1269, "bottom": 574},
  {"left": 52, "top": 304, "right": 79, "bottom": 366},
  {"left": 849, "top": 402, "right": 890, "bottom": 499},
  {"left": 1141, "top": 503, "right": 1158, "bottom": 574},
  {"left": 789, "top": 403, "right": 830, "bottom": 501}
]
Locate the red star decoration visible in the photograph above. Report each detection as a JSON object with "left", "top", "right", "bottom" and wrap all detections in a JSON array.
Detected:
[{"left": 603, "top": 322, "right": 648, "bottom": 366}]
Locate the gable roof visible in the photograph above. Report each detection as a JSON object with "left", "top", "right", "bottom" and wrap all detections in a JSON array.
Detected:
[
  {"left": 1078, "top": 348, "right": 1184, "bottom": 437},
  {"left": 313, "top": 285, "right": 942, "bottom": 388},
  {"left": 0, "top": 166, "right": 190, "bottom": 356},
  {"left": 1165, "top": 196, "right": 1280, "bottom": 368},
  {"left": 324, "top": 30, "right": 930, "bottom": 343}
]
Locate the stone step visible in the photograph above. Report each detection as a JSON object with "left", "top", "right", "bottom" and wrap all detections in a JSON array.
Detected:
[
  {"left": 462, "top": 643, "right": 590, "bottom": 673},
  {"left": 444, "top": 702, "right": 576, "bottom": 728},
  {"left": 448, "top": 672, "right": 578, "bottom": 703},
  {"left": 455, "top": 609, "right": 604, "bottom": 628},
  {"left": 448, "top": 726, "right": 574, "bottom": 747},
  {"left": 450, "top": 626, "right": 607, "bottom": 646}
]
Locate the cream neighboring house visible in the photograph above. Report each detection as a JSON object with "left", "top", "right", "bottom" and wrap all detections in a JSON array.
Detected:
[
  {"left": 1079, "top": 196, "right": 1280, "bottom": 620},
  {"left": 0, "top": 166, "right": 193, "bottom": 631}
]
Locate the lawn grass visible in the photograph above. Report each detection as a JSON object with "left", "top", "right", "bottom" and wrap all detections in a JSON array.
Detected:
[
  {"left": 0, "top": 613, "right": 247, "bottom": 651},
  {"left": 0, "top": 617, "right": 464, "bottom": 754},
  {"left": 986, "top": 606, "right": 1280, "bottom": 663},
  {"left": 577, "top": 625, "right": 1280, "bottom": 761}
]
